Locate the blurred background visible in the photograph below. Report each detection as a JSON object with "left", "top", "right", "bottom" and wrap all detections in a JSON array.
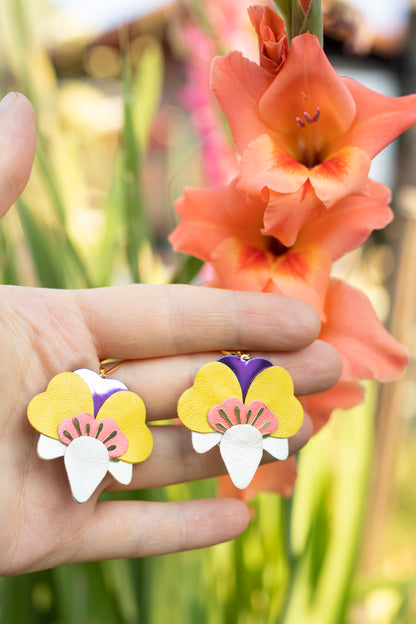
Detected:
[{"left": 0, "top": 1, "right": 415, "bottom": 622}]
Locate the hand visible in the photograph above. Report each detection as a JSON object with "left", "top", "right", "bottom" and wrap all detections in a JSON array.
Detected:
[
  {"left": 0, "top": 92, "right": 341, "bottom": 574},
  {"left": 0, "top": 284, "right": 341, "bottom": 574}
]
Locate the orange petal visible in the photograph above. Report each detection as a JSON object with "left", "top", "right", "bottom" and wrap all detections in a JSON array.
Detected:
[
  {"left": 211, "top": 51, "right": 274, "bottom": 154},
  {"left": 269, "top": 244, "right": 331, "bottom": 318},
  {"left": 300, "top": 380, "right": 365, "bottom": 433},
  {"left": 217, "top": 457, "right": 298, "bottom": 500},
  {"left": 320, "top": 279, "right": 409, "bottom": 381},
  {"left": 169, "top": 179, "right": 267, "bottom": 260},
  {"left": 296, "top": 179, "right": 393, "bottom": 260},
  {"left": 262, "top": 182, "right": 324, "bottom": 247},
  {"left": 335, "top": 77, "right": 416, "bottom": 159},
  {"left": 259, "top": 33, "right": 356, "bottom": 143},
  {"left": 309, "top": 146, "right": 371, "bottom": 207},
  {"left": 170, "top": 186, "right": 231, "bottom": 261},
  {"left": 239, "top": 134, "right": 309, "bottom": 196},
  {"left": 211, "top": 238, "right": 331, "bottom": 317},
  {"left": 211, "top": 238, "right": 274, "bottom": 292},
  {"left": 299, "top": 0, "right": 312, "bottom": 11},
  {"left": 248, "top": 5, "right": 288, "bottom": 74}
]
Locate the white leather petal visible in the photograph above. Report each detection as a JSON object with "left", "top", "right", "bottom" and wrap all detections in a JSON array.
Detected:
[
  {"left": 191, "top": 431, "right": 222, "bottom": 454},
  {"left": 219, "top": 425, "right": 263, "bottom": 489},
  {"left": 37, "top": 434, "right": 66, "bottom": 460},
  {"left": 64, "top": 437, "right": 109, "bottom": 503},
  {"left": 263, "top": 436, "right": 289, "bottom": 460},
  {"left": 108, "top": 460, "right": 133, "bottom": 485}
]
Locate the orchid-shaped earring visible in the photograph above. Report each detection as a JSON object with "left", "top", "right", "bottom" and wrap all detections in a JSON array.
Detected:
[
  {"left": 27, "top": 367, "right": 153, "bottom": 503},
  {"left": 177, "top": 354, "right": 303, "bottom": 489}
]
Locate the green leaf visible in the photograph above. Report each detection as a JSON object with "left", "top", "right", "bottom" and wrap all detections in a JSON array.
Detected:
[
  {"left": 133, "top": 37, "right": 164, "bottom": 152},
  {"left": 274, "top": 0, "right": 323, "bottom": 45},
  {"left": 171, "top": 255, "right": 204, "bottom": 284},
  {"left": 273, "top": 0, "right": 294, "bottom": 40},
  {"left": 16, "top": 198, "right": 68, "bottom": 288},
  {"left": 0, "top": 222, "right": 21, "bottom": 284},
  {"left": 120, "top": 31, "right": 151, "bottom": 284}
]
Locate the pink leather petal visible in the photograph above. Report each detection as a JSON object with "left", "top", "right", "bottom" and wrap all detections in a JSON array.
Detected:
[
  {"left": 208, "top": 398, "right": 278, "bottom": 435},
  {"left": 58, "top": 413, "right": 128, "bottom": 458}
]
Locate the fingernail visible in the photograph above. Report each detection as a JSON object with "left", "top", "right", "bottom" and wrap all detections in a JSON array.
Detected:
[{"left": 0, "top": 92, "right": 17, "bottom": 116}]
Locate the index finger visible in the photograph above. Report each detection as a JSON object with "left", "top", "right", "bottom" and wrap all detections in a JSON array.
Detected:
[{"left": 76, "top": 284, "right": 321, "bottom": 360}]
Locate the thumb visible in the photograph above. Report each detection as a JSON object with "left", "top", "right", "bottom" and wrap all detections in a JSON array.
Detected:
[{"left": 0, "top": 92, "right": 37, "bottom": 219}]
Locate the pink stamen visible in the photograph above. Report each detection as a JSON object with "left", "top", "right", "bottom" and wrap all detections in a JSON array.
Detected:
[
  {"left": 301, "top": 107, "right": 321, "bottom": 126},
  {"left": 313, "top": 107, "right": 321, "bottom": 122}
]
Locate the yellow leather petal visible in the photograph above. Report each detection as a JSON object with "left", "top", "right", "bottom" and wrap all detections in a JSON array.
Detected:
[
  {"left": 178, "top": 362, "right": 243, "bottom": 433},
  {"left": 245, "top": 366, "right": 303, "bottom": 438},
  {"left": 27, "top": 372, "right": 94, "bottom": 440},
  {"left": 96, "top": 391, "right": 152, "bottom": 463}
]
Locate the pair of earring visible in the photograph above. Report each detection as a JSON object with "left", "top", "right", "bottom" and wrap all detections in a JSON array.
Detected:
[{"left": 27, "top": 354, "right": 303, "bottom": 503}]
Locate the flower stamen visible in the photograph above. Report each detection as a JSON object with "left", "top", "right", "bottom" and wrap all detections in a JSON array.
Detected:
[{"left": 297, "top": 107, "right": 321, "bottom": 129}]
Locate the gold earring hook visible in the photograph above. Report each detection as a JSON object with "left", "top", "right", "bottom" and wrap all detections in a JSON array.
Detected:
[{"left": 99, "top": 360, "right": 126, "bottom": 378}]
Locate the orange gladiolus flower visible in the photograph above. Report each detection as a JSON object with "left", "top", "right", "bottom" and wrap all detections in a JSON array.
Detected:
[
  {"left": 211, "top": 32, "right": 416, "bottom": 246},
  {"left": 169, "top": 177, "right": 392, "bottom": 318}
]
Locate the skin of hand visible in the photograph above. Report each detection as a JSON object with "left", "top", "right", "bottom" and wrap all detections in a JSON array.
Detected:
[{"left": 0, "top": 94, "right": 342, "bottom": 575}]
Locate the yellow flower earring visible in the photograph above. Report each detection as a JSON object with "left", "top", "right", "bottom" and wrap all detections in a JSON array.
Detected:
[
  {"left": 177, "top": 354, "right": 303, "bottom": 489},
  {"left": 27, "top": 367, "right": 153, "bottom": 503}
]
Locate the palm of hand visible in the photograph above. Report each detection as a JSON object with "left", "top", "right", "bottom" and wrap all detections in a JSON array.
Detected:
[{"left": 0, "top": 283, "right": 343, "bottom": 575}]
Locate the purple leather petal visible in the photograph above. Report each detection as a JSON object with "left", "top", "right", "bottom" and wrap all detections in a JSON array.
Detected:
[
  {"left": 218, "top": 355, "right": 273, "bottom": 400},
  {"left": 74, "top": 368, "right": 127, "bottom": 417}
]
